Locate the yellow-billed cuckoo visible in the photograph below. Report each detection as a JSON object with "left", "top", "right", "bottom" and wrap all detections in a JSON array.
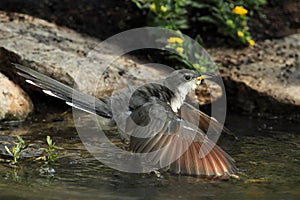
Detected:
[{"left": 14, "top": 64, "right": 238, "bottom": 178}]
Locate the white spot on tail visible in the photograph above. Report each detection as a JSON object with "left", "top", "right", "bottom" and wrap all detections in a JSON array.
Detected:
[
  {"left": 42, "top": 90, "right": 59, "bottom": 98},
  {"left": 66, "top": 102, "right": 96, "bottom": 115},
  {"left": 25, "top": 79, "right": 38, "bottom": 86}
]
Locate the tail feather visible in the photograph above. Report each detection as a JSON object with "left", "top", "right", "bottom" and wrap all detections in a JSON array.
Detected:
[{"left": 14, "top": 63, "right": 112, "bottom": 118}]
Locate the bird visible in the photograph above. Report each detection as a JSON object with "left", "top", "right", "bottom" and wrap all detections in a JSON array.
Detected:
[{"left": 14, "top": 63, "right": 238, "bottom": 179}]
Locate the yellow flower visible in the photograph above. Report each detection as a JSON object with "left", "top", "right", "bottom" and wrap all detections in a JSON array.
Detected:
[
  {"left": 160, "top": 5, "right": 167, "bottom": 12},
  {"left": 176, "top": 47, "right": 184, "bottom": 54},
  {"left": 150, "top": 3, "right": 156, "bottom": 11},
  {"left": 237, "top": 31, "right": 244, "bottom": 37},
  {"left": 232, "top": 6, "right": 248, "bottom": 15},
  {"left": 248, "top": 39, "right": 255, "bottom": 46},
  {"left": 167, "top": 37, "right": 184, "bottom": 44}
]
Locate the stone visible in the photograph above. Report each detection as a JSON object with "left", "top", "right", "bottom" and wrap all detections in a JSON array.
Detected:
[
  {"left": 0, "top": 72, "right": 33, "bottom": 120},
  {"left": 0, "top": 11, "right": 166, "bottom": 97},
  {"left": 210, "top": 34, "right": 300, "bottom": 116},
  {"left": 0, "top": 11, "right": 219, "bottom": 118}
]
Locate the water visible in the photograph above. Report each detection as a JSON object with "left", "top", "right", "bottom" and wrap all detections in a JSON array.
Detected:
[{"left": 0, "top": 112, "right": 299, "bottom": 200}]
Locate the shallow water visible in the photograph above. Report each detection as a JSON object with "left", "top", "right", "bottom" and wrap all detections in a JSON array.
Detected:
[{"left": 0, "top": 112, "right": 299, "bottom": 200}]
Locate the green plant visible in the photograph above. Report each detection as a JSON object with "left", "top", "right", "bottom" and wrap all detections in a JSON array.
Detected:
[
  {"left": 233, "top": 0, "right": 267, "bottom": 12},
  {"left": 197, "top": 1, "right": 255, "bottom": 45},
  {"left": 165, "top": 35, "right": 217, "bottom": 73},
  {"left": 37, "top": 136, "right": 63, "bottom": 164},
  {"left": 132, "top": 0, "right": 191, "bottom": 30},
  {"left": 132, "top": 0, "right": 266, "bottom": 46},
  {"left": 5, "top": 136, "right": 27, "bottom": 165}
]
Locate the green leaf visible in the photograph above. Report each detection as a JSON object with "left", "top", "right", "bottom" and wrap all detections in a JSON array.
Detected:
[
  {"left": 53, "top": 145, "right": 64, "bottom": 150},
  {"left": 190, "top": 2, "right": 209, "bottom": 9},
  {"left": 131, "top": 0, "right": 143, "bottom": 8},
  {"left": 198, "top": 16, "right": 218, "bottom": 24},
  {"left": 5, "top": 146, "right": 13, "bottom": 157},
  {"left": 46, "top": 136, "right": 52, "bottom": 146},
  {"left": 16, "top": 136, "right": 24, "bottom": 144}
]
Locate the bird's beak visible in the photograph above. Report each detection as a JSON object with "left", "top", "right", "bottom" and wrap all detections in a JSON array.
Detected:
[{"left": 196, "top": 73, "right": 213, "bottom": 81}]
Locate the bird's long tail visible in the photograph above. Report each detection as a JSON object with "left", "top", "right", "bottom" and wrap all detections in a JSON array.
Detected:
[{"left": 14, "top": 63, "right": 112, "bottom": 118}]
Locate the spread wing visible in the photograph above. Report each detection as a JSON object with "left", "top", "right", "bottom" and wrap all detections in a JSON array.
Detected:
[
  {"left": 180, "top": 102, "right": 235, "bottom": 137},
  {"left": 128, "top": 99, "right": 238, "bottom": 178}
]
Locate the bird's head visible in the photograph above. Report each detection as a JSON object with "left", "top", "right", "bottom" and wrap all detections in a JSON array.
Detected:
[
  {"left": 163, "top": 69, "right": 213, "bottom": 112},
  {"left": 164, "top": 69, "right": 213, "bottom": 93}
]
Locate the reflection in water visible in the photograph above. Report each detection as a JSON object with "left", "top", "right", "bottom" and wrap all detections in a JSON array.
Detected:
[{"left": 0, "top": 112, "right": 299, "bottom": 199}]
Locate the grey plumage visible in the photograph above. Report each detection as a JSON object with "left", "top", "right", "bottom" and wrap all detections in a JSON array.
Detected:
[{"left": 14, "top": 63, "right": 238, "bottom": 178}]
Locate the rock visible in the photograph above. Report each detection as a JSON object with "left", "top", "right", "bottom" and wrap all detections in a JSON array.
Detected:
[
  {"left": 0, "top": 11, "right": 219, "bottom": 114},
  {"left": 0, "top": 0, "right": 144, "bottom": 41},
  {"left": 210, "top": 34, "right": 300, "bottom": 116},
  {"left": 1, "top": 10, "right": 298, "bottom": 118},
  {"left": 0, "top": 11, "right": 165, "bottom": 96},
  {"left": 0, "top": 72, "right": 33, "bottom": 120},
  {"left": 196, "top": 80, "right": 223, "bottom": 105}
]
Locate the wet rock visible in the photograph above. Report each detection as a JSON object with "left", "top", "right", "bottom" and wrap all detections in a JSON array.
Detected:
[
  {"left": 210, "top": 34, "right": 300, "bottom": 116},
  {"left": 0, "top": 11, "right": 219, "bottom": 111},
  {"left": 0, "top": 11, "right": 164, "bottom": 96},
  {"left": 0, "top": 72, "right": 33, "bottom": 120}
]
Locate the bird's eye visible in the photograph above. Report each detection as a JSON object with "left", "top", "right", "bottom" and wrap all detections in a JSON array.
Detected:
[{"left": 184, "top": 74, "right": 193, "bottom": 81}]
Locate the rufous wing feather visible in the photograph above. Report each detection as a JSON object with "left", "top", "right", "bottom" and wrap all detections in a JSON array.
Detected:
[{"left": 130, "top": 132, "right": 238, "bottom": 178}]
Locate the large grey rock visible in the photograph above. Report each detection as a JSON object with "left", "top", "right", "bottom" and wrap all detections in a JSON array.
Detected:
[
  {"left": 0, "top": 11, "right": 220, "bottom": 119},
  {"left": 0, "top": 11, "right": 166, "bottom": 97},
  {"left": 1, "top": 11, "right": 299, "bottom": 118},
  {"left": 0, "top": 72, "right": 33, "bottom": 120},
  {"left": 210, "top": 34, "right": 300, "bottom": 116}
]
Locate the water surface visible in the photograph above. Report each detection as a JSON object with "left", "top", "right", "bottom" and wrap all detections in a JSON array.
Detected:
[{"left": 0, "top": 113, "right": 299, "bottom": 200}]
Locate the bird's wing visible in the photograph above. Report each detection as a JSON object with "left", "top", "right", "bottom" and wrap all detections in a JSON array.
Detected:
[
  {"left": 14, "top": 63, "right": 111, "bottom": 118},
  {"left": 128, "top": 100, "right": 238, "bottom": 177},
  {"left": 180, "top": 102, "right": 235, "bottom": 137}
]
